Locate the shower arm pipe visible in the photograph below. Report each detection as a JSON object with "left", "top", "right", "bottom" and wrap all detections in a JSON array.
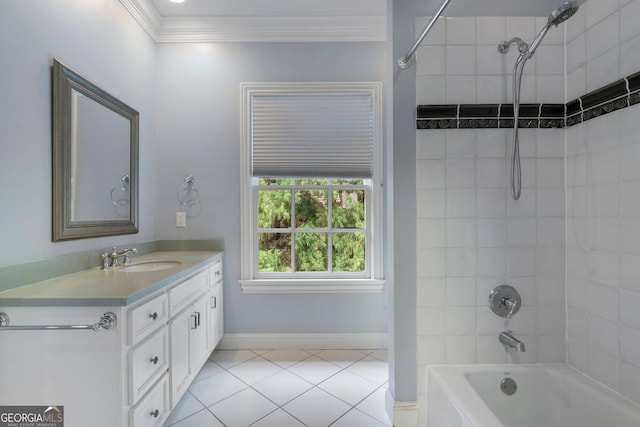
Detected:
[{"left": 397, "top": 0, "right": 453, "bottom": 69}]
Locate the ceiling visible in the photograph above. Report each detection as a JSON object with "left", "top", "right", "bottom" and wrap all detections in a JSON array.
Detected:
[{"left": 119, "top": 0, "right": 387, "bottom": 43}]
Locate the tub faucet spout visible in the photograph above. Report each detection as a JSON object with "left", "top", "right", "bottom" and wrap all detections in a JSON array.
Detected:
[{"left": 499, "top": 330, "right": 525, "bottom": 352}]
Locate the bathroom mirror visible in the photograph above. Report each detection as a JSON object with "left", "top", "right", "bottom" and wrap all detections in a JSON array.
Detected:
[{"left": 52, "top": 58, "right": 139, "bottom": 241}]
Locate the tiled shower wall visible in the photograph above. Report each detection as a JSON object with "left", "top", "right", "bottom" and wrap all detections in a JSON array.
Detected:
[
  {"left": 565, "top": 0, "right": 640, "bottom": 405},
  {"left": 415, "top": 16, "right": 567, "bottom": 418}
]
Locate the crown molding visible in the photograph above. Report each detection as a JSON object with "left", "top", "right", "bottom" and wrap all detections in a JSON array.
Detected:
[
  {"left": 119, "top": 0, "right": 386, "bottom": 43},
  {"left": 118, "top": 0, "right": 161, "bottom": 40}
]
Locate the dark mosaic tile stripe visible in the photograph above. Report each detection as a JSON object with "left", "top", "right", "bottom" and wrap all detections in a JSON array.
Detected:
[{"left": 416, "top": 71, "right": 640, "bottom": 130}]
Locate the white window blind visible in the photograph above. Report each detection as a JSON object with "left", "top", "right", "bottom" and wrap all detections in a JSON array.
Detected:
[{"left": 250, "top": 91, "right": 375, "bottom": 178}]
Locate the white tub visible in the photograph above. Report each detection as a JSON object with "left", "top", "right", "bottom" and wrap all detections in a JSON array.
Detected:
[{"left": 427, "top": 364, "right": 640, "bottom": 427}]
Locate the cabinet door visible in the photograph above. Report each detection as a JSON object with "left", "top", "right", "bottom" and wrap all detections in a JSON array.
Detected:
[
  {"left": 191, "top": 295, "right": 210, "bottom": 370},
  {"left": 169, "top": 308, "right": 192, "bottom": 406},
  {"left": 209, "top": 282, "right": 223, "bottom": 351}
]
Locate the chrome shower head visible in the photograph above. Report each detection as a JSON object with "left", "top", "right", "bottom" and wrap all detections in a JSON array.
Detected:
[
  {"left": 527, "top": 1, "right": 584, "bottom": 57},
  {"left": 549, "top": 0, "right": 584, "bottom": 26}
]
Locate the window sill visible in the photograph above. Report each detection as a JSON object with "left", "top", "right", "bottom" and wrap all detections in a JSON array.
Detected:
[{"left": 239, "top": 278, "right": 385, "bottom": 294}]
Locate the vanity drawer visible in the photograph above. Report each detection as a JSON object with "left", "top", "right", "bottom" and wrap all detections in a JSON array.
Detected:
[
  {"left": 209, "top": 261, "right": 222, "bottom": 288},
  {"left": 130, "top": 373, "right": 169, "bottom": 427},
  {"left": 129, "top": 326, "right": 169, "bottom": 405},
  {"left": 169, "top": 270, "right": 208, "bottom": 316},
  {"left": 129, "top": 293, "right": 168, "bottom": 345}
]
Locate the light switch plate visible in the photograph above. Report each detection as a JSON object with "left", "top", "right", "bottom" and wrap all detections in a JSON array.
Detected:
[{"left": 176, "top": 212, "right": 186, "bottom": 227}]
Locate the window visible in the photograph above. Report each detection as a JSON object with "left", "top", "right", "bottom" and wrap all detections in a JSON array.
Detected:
[{"left": 240, "top": 83, "right": 384, "bottom": 293}]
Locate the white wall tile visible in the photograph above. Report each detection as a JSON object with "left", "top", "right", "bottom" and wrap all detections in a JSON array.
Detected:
[
  {"left": 417, "top": 160, "right": 446, "bottom": 189},
  {"left": 567, "top": 33, "right": 587, "bottom": 73},
  {"left": 621, "top": 362, "right": 640, "bottom": 406},
  {"left": 567, "top": 277, "right": 587, "bottom": 310},
  {"left": 417, "top": 189, "right": 446, "bottom": 218},
  {"left": 507, "top": 217, "right": 537, "bottom": 246},
  {"left": 585, "top": 13, "right": 620, "bottom": 62},
  {"left": 537, "top": 334, "right": 566, "bottom": 363},
  {"left": 476, "top": 76, "right": 509, "bottom": 104},
  {"left": 587, "top": 283, "right": 620, "bottom": 322},
  {"left": 477, "top": 247, "right": 506, "bottom": 277},
  {"left": 417, "top": 130, "right": 446, "bottom": 159},
  {"left": 536, "top": 75, "right": 565, "bottom": 103},
  {"left": 537, "top": 188, "right": 565, "bottom": 217},
  {"left": 477, "top": 218, "right": 506, "bottom": 247},
  {"left": 621, "top": 326, "right": 640, "bottom": 367},
  {"left": 505, "top": 17, "right": 537, "bottom": 44},
  {"left": 537, "top": 217, "right": 565, "bottom": 246},
  {"left": 415, "top": 16, "right": 446, "bottom": 45},
  {"left": 621, "top": 0, "right": 640, "bottom": 42},
  {"left": 446, "top": 76, "right": 476, "bottom": 104},
  {"left": 446, "top": 308, "right": 477, "bottom": 335},
  {"left": 476, "top": 158, "right": 507, "bottom": 188},
  {"left": 621, "top": 34, "right": 640, "bottom": 80},
  {"left": 418, "top": 248, "right": 446, "bottom": 278},
  {"left": 476, "top": 17, "right": 506, "bottom": 45},
  {"left": 587, "top": 314, "right": 620, "bottom": 357},
  {"left": 416, "top": 76, "right": 447, "bottom": 104},
  {"left": 447, "top": 45, "right": 476, "bottom": 76},
  {"left": 477, "top": 190, "right": 506, "bottom": 218},
  {"left": 536, "top": 44, "right": 565, "bottom": 75},
  {"left": 416, "top": 46, "right": 447, "bottom": 76},
  {"left": 418, "top": 218, "right": 447, "bottom": 248},
  {"left": 588, "top": 346, "right": 621, "bottom": 392},
  {"left": 536, "top": 276, "right": 565, "bottom": 306},
  {"left": 620, "top": 143, "right": 640, "bottom": 181},
  {"left": 446, "top": 131, "right": 476, "bottom": 158},
  {"left": 446, "top": 17, "right": 476, "bottom": 45},
  {"left": 586, "top": 48, "right": 620, "bottom": 92},
  {"left": 447, "top": 188, "right": 476, "bottom": 218},
  {"left": 447, "top": 219, "right": 476, "bottom": 247},
  {"left": 418, "top": 277, "right": 447, "bottom": 307},
  {"left": 446, "top": 159, "right": 476, "bottom": 188},
  {"left": 477, "top": 130, "right": 507, "bottom": 158},
  {"left": 586, "top": 1, "right": 621, "bottom": 29},
  {"left": 446, "top": 248, "right": 476, "bottom": 276},
  {"left": 447, "top": 277, "right": 476, "bottom": 306},
  {"left": 620, "top": 290, "right": 640, "bottom": 329},
  {"left": 446, "top": 335, "right": 477, "bottom": 364}
]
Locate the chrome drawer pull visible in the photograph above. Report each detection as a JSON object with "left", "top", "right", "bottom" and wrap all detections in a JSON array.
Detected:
[
  {"left": 150, "top": 356, "right": 159, "bottom": 365},
  {"left": 150, "top": 409, "right": 159, "bottom": 418},
  {"left": 149, "top": 312, "right": 158, "bottom": 320}
]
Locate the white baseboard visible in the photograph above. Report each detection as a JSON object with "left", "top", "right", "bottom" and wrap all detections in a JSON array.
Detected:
[
  {"left": 390, "top": 399, "right": 418, "bottom": 427},
  {"left": 219, "top": 332, "right": 387, "bottom": 350}
]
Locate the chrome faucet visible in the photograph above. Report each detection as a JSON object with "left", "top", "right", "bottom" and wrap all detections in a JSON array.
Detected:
[
  {"left": 499, "top": 330, "right": 526, "bottom": 352},
  {"left": 101, "top": 246, "right": 137, "bottom": 269}
]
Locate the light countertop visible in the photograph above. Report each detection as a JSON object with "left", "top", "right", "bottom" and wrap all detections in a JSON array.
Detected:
[{"left": 0, "top": 251, "right": 222, "bottom": 307}]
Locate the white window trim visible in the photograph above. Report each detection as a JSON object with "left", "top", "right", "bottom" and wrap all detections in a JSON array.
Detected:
[{"left": 240, "top": 82, "right": 384, "bottom": 293}]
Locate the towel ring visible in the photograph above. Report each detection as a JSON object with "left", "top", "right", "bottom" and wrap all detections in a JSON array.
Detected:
[
  {"left": 177, "top": 175, "right": 200, "bottom": 207},
  {"left": 110, "top": 175, "right": 130, "bottom": 207}
]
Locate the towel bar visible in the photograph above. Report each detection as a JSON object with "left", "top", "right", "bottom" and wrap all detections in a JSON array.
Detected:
[{"left": 0, "top": 312, "right": 117, "bottom": 331}]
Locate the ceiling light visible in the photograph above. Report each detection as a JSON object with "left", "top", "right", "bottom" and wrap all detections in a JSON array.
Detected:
[{"left": 169, "top": 0, "right": 185, "bottom": 3}]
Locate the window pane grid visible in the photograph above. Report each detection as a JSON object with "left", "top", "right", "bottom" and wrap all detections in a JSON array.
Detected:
[{"left": 256, "top": 177, "right": 368, "bottom": 277}]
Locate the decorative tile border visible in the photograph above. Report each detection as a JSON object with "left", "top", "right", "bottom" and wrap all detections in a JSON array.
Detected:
[{"left": 417, "top": 70, "right": 640, "bottom": 130}]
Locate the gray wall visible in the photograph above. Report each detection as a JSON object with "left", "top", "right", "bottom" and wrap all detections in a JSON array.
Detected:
[
  {"left": 155, "top": 42, "right": 388, "bottom": 334},
  {"left": 0, "top": 0, "right": 157, "bottom": 267}
]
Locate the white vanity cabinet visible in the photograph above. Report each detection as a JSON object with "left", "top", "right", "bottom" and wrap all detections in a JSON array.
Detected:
[
  {"left": 168, "top": 273, "right": 210, "bottom": 406},
  {"left": 208, "top": 260, "right": 224, "bottom": 351},
  {"left": 0, "top": 251, "right": 223, "bottom": 427}
]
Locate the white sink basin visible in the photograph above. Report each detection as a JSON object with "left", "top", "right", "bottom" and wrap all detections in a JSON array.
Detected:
[{"left": 118, "top": 261, "right": 182, "bottom": 272}]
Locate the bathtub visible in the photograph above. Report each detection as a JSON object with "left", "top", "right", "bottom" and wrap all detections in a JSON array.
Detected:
[{"left": 427, "top": 364, "right": 640, "bottom": 427}]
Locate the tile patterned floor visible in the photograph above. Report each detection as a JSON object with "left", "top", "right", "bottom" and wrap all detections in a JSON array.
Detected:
[{"left": 163, "top": 349, "right": 391, "bottom": 427}]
